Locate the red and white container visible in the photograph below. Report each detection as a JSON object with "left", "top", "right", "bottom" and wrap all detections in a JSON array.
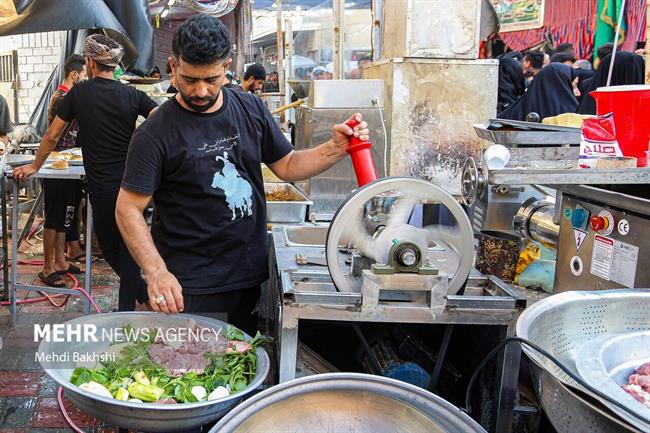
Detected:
[{"left": 590, "top": 85, "right": 650, "bottom": 167}]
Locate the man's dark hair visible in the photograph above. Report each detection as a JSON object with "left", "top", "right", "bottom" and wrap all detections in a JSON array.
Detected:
[
  {"left": 502, "top": 50, "right": 523, "bottom": 62},
  {"left": 524, "top": 51, "right": 545, "bottom": 70},
  {"left": 172, "top": 14, "right": 231, "bottom": 65},
  {"left": 64, "top": 54, "right": 85, "bottom": 77},
  {"left": 556, "top": 43, "right": 574, "bottom": 54},
  {"left": 597, "top": 43, "right": 615, "bottom": 60},
  {"left": 550, "top": 52, "right": 575, "bottom": 64},
  {"left": 244, "top": 63, "right": 266, "bottom": 81}
]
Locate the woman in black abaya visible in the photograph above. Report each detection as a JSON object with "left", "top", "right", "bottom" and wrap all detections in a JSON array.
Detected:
[
  {"left": 498, "top": 63, "right": 578, "bottom": 121},
  {"left": 497, "top": 57, "right": 526, "bottom": 113},
  {"left": 577, "top": 51, "right": 645, "bottom": 114}
]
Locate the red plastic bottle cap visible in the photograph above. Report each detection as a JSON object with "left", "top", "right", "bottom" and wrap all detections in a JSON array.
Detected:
[{"left": 590, "top": 216, "right": 608, "bottom": 231}]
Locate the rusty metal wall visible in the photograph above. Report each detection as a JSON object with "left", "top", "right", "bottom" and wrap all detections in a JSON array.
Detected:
[
  {"left": 381, "top": 0, "right": 481, "bottom": 60},
  {"left": 363, "top": 58, "right": 497, "bottom": 196}
]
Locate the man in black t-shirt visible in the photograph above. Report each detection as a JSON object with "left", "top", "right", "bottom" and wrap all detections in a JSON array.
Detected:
[
  {"left": 13, "top": 34, "right": 158, "bottom": 311},
  {"left": 115, "top": 14, "right": 368, "bottom": 333},
  {"left": 0, "top": 94, "right": 12, "bottom": 152},
  {"left": 38, "top": 54, "right": 87, "bottom": 288}
]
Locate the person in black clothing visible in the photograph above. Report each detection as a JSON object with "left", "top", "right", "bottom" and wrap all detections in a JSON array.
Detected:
[
  {"left": 13, "top": 34, "right": 158, "bottom": 311},
  {"left": 595, "top": 43, "right": 615, "bottom": 68},
  {"left": 0, "top": 94, "right": 13, "bottom": 151},
  {"left": 497, "top": 57, "right": 526, "bottom": 113},
  {"left": 523, "top": 51, "right": 545, "bottom": 80},
  {"left": 550, "top": 52, "right": 575, "bottom": 65},
  {"left": 165, "top": 62, "right": 178, "bottom": 94},
  {"left": 115, "top": 14, "right": 369, "bottom": 332},
  {"left": 241, "top": 62, "right": 266, "bottom": 93},
  {"left": 577, "top": 51, "right": 645, "bottom": 115},
  {"left": 556, "top": 42, "right": 575, "bottom": 58},
  {"left": 498, "top": 63, "right": 579, "bottom": 121},
  {"left": 38, "top": 54, "right": 87, "bottom": 288},
  {"left": 501, "top": 51, "right": 523, "bottom": 63},
  {"left": 222, "top": 70, "right": 241, "bottom": 91}
]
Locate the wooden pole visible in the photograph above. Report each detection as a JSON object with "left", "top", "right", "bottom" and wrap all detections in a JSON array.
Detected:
[
  {"left": 333, "top": 0, "right": 345, "bottom": 79},
  {"left": 275, "top": 0, "right": 285, "bottom": 124},
  {"left": 371, "top": 0, "right": 383, "bottom": 62},
  {"left": 285, "top": 18, "right": 293, "bottom": 108},
  {"left": 276, "top": 0, "right": 284, "bottom": 95}
]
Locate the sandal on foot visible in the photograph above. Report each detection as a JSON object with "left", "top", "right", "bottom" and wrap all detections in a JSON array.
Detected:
[
  {"left": 57, "top": 264, "right": 83, "bottom": 275},
  {"left": 65, "top": 253, "right": 86, "bottom": 262},
  {"left": 38, "top": 272, "right": 66, "bottom": 287}
]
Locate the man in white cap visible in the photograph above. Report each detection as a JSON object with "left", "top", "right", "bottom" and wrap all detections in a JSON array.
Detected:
[
  {"left": 13, "top": 34, "right": 159, "bottom": 311},
  {"left": 311, "top": 65, "right": 326, "bottom": 80}
]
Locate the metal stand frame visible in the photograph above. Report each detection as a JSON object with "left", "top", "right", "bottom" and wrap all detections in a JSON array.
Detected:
[
  {"left": 3, "top": 168, "right": 93, "bottom": 326},
  {"left": 271, "top": 227, "right": 526, "bottom": 433},
  {"left": 277, "top": 281, "right": 524, "bottom": 433}
]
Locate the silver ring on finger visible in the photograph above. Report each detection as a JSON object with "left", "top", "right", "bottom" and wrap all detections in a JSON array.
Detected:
[{"left": 156, "top": 295, "right": 166, "bottom": 305}]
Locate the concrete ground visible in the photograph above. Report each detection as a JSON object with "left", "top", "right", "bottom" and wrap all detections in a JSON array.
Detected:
[{"left": 0, "top": 247, "right": 122, "bottom": 433}]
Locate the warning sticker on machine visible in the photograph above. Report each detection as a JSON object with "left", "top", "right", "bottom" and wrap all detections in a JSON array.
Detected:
[
  {"left": 573, "top": 229, "right": 588, "bottom": 252},
  {"left": 591, "top": 235, "right": 613, "bottom": 280},
  {"left": 610, "top": 240, "right": 639, "bottom": 287}
]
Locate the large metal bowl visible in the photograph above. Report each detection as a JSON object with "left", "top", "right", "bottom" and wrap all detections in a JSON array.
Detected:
[
  {"left": 209, "top": 373, "right": 486, "bottom": 433},
  {"left": 576, "top": 331, "right": 650, "bottom": 424},
  {"left": 38, "top": 312, "right": 269, "bottom": 432},
  {"left": 516, "top": 290, "right": 650, "bottom": 433}
]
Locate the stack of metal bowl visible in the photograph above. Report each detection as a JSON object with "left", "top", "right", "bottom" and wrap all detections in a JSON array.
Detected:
[
  {"left": 210, "top": 373, "right": 486, "bottom": 433},
  {"left": 517, "top": 290, "right": 650, "bottom": 433}
]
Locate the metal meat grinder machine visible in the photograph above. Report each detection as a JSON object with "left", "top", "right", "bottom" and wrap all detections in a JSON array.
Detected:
[
  {"left": 271, "top": 119, "right": 526, "bottom": 433},
  {"left": 462, "top": 121, "right": 650, "bottom": 292},
  {"left": 324, "top": 119, "right": 475, "bottom": 302}
]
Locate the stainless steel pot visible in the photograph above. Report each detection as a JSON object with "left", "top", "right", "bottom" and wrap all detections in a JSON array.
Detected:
[
  {"left": 38, "top": 312, "right": 270, "bottom": 432},
  {"left": 209, "top": 373, "right": 486, "bottom": 433},
  {"left": 517, "top": 290, "right": 650, "bottom": 433}
]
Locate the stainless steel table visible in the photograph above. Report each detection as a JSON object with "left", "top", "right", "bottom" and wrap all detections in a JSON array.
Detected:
[
  {"left": 2, "top": 165, "right": 93, "bottom": 325},
  {"left": 269, "top": 225, "right": 527, "bottom": 433},
  {"left": 18, "top": 143, "right": 41, "bottom": 153}
]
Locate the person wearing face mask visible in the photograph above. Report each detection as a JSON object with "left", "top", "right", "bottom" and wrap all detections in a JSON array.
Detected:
[
  {"left": 13, "top": 35, "right": 158, "bottom": 310},
  {"left": 32, "top": 54, "right": 88, "bottom": 287},
  {"left": 114, "top": 14, "right": 369, "bottom": 334}
]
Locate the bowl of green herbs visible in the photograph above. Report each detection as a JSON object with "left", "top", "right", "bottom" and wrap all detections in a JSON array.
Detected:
[{"left": 38, "top": 312, "right": 269, "bottom": 432}]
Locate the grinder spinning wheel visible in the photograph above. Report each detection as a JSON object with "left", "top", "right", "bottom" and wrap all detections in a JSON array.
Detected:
[{"left": 325, "top": 119, "right": 474, "bottom": 296}]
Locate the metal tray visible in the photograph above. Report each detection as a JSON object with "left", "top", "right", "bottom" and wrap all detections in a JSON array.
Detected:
[
  {"left": 5, "top": 153, "right": 35, "bottom": 166},
  {"left": 576, "top": 331, "right": 650, "bottom": 425},
  {"left": 490, "top": 118, "right": 581, "bottom": 132},
  {"left": 38, "top": 312, "right": 270, "bottom": 432},
  {"left": 474, "top": 123, "right": 580, "bottom": 147},
  {"left": 265, "top": 182, "right": 312, "bottom": 223},
  {"left": 487, "top": 165, "right": 650, "bottom": 185}
]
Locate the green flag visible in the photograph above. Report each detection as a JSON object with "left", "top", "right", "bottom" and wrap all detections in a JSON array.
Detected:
[{"left": 594, "top": 0, "right": 626, "bottom": 60}]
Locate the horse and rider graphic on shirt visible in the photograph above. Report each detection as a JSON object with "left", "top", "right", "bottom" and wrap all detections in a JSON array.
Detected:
[{"left": 211, "top": 151, "right": 253, "bottom": 221}]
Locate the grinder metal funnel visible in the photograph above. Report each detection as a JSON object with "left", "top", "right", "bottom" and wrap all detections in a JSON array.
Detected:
[{"left": 288, "top": 80, "right": 310, "bottom": 99}]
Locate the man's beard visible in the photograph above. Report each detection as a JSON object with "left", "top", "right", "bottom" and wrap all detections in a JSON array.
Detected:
[{"left": 179, "top": 88, "right": 220, "bottom": 112}]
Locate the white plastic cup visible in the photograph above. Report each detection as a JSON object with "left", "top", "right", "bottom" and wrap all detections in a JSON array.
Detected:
[{"left": 484, "top": 144, "right": 511, "bottom": 170}]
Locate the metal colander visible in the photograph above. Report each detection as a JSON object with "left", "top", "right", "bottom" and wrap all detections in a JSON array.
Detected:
[{"left": 516, "top": 290, "right": 650, "bottom": 433}]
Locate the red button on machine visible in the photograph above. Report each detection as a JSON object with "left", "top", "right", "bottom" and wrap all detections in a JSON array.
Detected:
[{"left": 590, "top": 216, "right": 609, "bottom": 231}]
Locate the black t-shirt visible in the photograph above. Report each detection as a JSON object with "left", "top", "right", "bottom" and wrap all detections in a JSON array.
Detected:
[
  {"left": 122, "top": 88, "right": 293, "bottom": 294},
  {"left": 56, "top": 77, "right": 158, "bottom": 193}
]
